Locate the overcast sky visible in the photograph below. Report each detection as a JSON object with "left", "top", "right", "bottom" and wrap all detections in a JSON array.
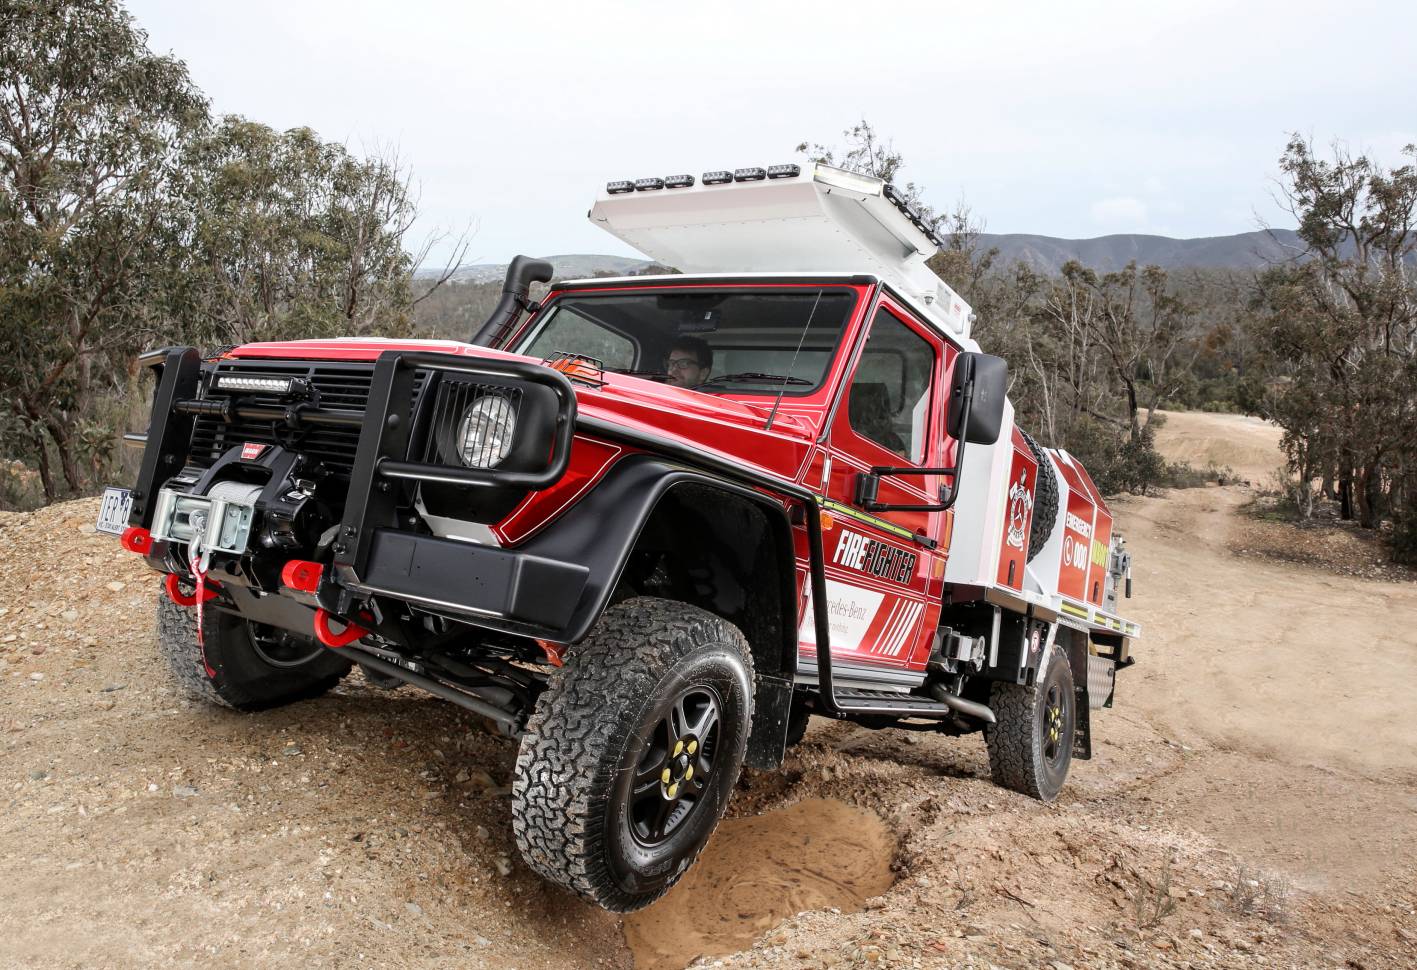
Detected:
[{"left": 128, "top": 0, "right": 1416, "bottom": 267}]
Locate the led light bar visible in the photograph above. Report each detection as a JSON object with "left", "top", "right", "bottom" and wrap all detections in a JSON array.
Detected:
[
  {"left": 634, "top": 177, "right": 664, "bottom": 191},
  {"left": 664, "top": 174, "right": 695, "bottom": 188},
  {"left": 702, "top": 170, "right": 733, "bottom": 185},
  {"left": 215, "top": 375, "right": 295, "bottom": 394},
  {"left": 606, "top": 180, "right": 635, "bottom": 195},
  {"left": 766, "top": 163, "right": 801, "bottom": 179},
  {"left": 733, "top": 167, "right": 767, "bottom": 182}
]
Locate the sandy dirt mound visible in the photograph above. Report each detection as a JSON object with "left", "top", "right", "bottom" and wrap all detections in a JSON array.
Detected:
[
  {"left": 1148, "top": 409, "right": 1284, "bottom": 484},
  {"left": 624, "top": 799, "right": 894, "bottom": 970},
  {"left": 3, "top": 410, "right": 1416, "bottom": 969}
]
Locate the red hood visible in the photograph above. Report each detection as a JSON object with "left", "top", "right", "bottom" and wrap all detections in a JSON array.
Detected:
[{"left": 227, "top": 337, "right": 820, "bottom": 474}]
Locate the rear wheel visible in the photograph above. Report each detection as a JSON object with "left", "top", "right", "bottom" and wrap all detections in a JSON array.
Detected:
[
  {"left": 984, "top": 648, "right": 1074, "bottom": 801},
  {"left": 156, "top": 594, "right": 351, "bottom": 710},
  {"left": 512, "top": 597, "right": 754, "bottom": 912}
]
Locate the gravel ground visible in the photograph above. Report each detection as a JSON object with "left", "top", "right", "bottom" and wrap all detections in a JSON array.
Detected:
[{"left": 3, "top": 411, "right": 1416, "bottom": 969}]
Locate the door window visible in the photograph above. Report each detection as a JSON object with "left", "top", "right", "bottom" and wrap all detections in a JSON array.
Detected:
[{"left": 847, "top": 309, "right": 937, "bottom": 464}]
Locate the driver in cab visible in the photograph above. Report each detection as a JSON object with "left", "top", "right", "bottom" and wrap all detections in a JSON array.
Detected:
[{"left": 665, "top": 337, "right": 713, "bottom": 388}]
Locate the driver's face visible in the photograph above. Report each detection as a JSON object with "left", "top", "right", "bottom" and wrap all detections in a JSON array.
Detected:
[{"left": 666, "top": 353, "right": 708, "bottom": 388}]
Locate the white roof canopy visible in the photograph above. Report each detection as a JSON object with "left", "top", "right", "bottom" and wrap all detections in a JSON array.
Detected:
[{"left": 587, "top": 164, "right": 974, "bottom": 341}]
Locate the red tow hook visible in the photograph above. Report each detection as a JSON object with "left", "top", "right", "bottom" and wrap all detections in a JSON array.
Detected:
[
  {"left": 280, "top": 559, "right": 324, "bottom": 594},
  {"left": 313, "top": 608, "right": 370, "bottom": 649},
  {"left": 121, "top": 526, "right": 153, "bottom": 555},
  {"left": 164, "top": 572, "right": 220, "bottom": 607}
]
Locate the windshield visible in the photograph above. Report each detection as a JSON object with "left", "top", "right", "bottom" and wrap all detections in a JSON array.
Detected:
[{"left": 514, "top": 288, "right": 858, "bottom": 395}]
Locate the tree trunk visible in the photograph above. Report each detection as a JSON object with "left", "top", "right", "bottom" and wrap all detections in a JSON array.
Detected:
[
  {"left": 44, "top": 417, "right": 82, "bottom": 494},
  {"left": 30, "top": 427, "right": 57, "bottom": 503},
  {"left": 1124, "top": 380, "right": 1141, "bottom": 439},
  {"left": 1357, "top": 460, "right": 1383, "bottom": 529},
  {"left": 1338, "top": 475, "right": 1353, "bottom": 520}
]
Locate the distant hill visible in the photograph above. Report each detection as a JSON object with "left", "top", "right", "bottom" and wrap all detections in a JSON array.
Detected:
[
  {"left": 976, "top": 229, "right": 1304, "bottom": 274},
  {"left": 417, "top": 230, "right": 1308, "bottom": 283},
  {"left": 417, "top": 253, "right": 655, "bottom": 283}
]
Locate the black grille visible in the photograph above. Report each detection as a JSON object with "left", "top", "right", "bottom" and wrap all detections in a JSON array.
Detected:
[{"left": 189, "top": 361, "right": 383, "bottom": 476}]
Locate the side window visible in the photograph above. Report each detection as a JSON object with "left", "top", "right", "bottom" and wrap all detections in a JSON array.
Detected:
[
  {"left": 847, "top": 309, "right": 936, "bottom": 463},
  {"left": 523, "top": 305, "right": 636, "bottom": 369}
]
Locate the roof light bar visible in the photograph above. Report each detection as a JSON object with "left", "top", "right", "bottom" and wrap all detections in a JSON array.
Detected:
[
  {"left": 664, "top": 174, "right": 695, "bottom": 188},
  {"left": 634, "top": 177, "right": 664, "bottom": 191},
  {"left": 811, "top": 163, "right": 883, "bottom": 197},
  {"left": 215, "top": 374, "right": 296, "bottom": 394},
  {"left": 606, "top": 180, "right": 635, "bottom": 195},
  {"left": 702, "top": 170, "right": 733, "bottom": 185},
  {"left": 766, "top": 163, "right": 800, "bottom": 179},
  {"left": 733, "top": 167, "right": 767, "bottom": 182}
]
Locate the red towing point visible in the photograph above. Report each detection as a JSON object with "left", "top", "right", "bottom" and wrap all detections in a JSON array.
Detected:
[
  {"left": 281, "top": 560, "right": 324, "bottom": 594},
  {"left": 120, "top": 526, "right": 152, "bottom": 555}
]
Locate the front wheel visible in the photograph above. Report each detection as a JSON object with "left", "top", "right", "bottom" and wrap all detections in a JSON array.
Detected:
[
  {"left": 984, "top": 648, "right": 1075, "bottom": 801},
  {"left": 512, "top": 597, "right": 754, "bottom": 912},
  {"left": 156, "top": 594, "right": 351, "bottom": 710}
]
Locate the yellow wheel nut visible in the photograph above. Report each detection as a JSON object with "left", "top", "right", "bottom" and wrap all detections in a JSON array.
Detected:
[
  {"left": 673, "top": 740, "right": 684, "bottom": 757},
  {"left": 667, "top": 783, "right": 679, "bottom": 799},
  {"left": 660, "top": 768, "right": 672, "bottom": 784},
  {"left": 684, "top": 765, "right": 694, "bottom": 781},
  {"left": 686, "top": 739, "right": 698, "bottom": 755}
]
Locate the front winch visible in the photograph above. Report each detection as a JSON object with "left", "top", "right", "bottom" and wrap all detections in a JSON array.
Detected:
[{"left": 150, "top": 480, "right": 264, "bottom": 560}]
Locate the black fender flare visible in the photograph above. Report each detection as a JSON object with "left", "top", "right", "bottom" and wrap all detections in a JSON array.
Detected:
[{"left": 521, "top": 454, "right": 799, "bottom": 666}]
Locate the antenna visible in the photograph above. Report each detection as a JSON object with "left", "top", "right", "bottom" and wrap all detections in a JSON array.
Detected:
[{"left": 763, "top": 289, "right": 823, "bottom": 431}]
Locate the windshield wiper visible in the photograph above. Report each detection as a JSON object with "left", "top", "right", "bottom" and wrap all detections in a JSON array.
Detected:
[
  {"left": 605, "top": 368, "right": 674, "bottom": 382},
  {"left": 697, "top": 372, "right": 813, "bottom": 388}
]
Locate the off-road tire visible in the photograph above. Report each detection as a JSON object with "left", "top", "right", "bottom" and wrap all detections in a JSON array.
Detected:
[
  {"left": 1020, "top": 429, "right": 1058, "bottom": 563},
  {"left": 985, "top": 648, "right": 1075, "bottom": 801},
  {"left": 157, "top": 595, "right": 350, "bottom": 711},
  {"left": 512, "top": 597, "right": 754, "bottom": 912}
]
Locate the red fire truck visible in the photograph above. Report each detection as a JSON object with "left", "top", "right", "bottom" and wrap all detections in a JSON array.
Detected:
[{"left": 104, "top": 162, "right": 1138, "bottom": 911}]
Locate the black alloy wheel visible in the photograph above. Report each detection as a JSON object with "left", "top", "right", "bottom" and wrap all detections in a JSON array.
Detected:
[
  {"left": 248, "top": 623, "right": 327, "bottom": 669},
  {"left": 628, "top": 685, "right": 722, "bottom": 847}
]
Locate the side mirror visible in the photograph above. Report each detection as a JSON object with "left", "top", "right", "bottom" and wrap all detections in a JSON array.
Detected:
[{"left": 947, "top": 352, "right": 1007, "bottom": 445}]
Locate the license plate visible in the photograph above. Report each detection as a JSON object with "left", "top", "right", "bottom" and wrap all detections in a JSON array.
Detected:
[{"left": 95, "top": 487, "right": 133, "bottom": 536}]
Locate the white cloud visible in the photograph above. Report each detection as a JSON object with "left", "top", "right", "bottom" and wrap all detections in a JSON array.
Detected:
[{"left": 1090, "top": 197, "right": 1150, "bottom": 231}]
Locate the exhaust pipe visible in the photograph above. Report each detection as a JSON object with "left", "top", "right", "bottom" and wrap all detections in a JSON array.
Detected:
[
  {"left": 469, "top": 255, "right": 555, "bottom": 347},
  {"left": 927, "top": 683, "right": 996, "bottom": 724}
]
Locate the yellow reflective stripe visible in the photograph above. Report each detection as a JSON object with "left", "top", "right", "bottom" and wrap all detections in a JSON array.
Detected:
[{"left": 818, "top": 497, "right": 917, "bottom": 541}]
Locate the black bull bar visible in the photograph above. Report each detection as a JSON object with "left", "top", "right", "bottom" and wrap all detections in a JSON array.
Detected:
[{"left": 129, "top": 347, "right": 581, "bottom": 628}]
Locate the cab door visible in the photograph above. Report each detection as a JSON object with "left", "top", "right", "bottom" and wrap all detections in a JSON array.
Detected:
[{"left": 800, "top": 300, "right": 954, "bottom": 678}]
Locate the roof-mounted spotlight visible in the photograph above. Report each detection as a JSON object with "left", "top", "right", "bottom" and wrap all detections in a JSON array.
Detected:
[
  {"left": 634, "top": 177, "right": 665, "bottom": 191},
  {"left": 766, "top": 163, "right": 801, "bottom": 179},
  {"left": 733, "top": 167, "right": 767, "bottom": 182},
  {"left": 606, "top": 180, "right": 635, "bottom": 195},
  {"left": 702, "top": 170, "right": 733, "bottom": 185},
  {"left": 664, "top": 174, "right": 695, "bottom": 188}
]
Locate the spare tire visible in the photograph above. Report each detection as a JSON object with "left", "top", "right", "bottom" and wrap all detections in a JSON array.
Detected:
[{"left": 1020, "top": 429, "right": 1058, "bottom": 563}]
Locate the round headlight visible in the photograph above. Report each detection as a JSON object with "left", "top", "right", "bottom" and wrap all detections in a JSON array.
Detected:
[{"left": 456, "top": 396, "right": 517, "bottom": 468}]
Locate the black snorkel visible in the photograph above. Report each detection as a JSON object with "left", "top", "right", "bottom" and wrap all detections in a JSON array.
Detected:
[{"left": 470, "top": 255, "right": 555, "bottom": 347}]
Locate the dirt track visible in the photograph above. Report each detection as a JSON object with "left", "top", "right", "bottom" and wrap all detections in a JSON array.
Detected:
[{"left": 3, "top": 410, "right": 1416, "bottom": 969}]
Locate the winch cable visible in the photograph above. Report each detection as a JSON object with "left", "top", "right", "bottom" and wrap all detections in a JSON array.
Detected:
[{"left": 187, "top": 510, "right": 211, "bottom": 650}]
